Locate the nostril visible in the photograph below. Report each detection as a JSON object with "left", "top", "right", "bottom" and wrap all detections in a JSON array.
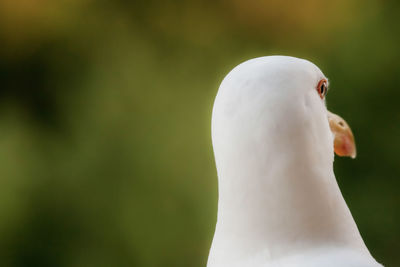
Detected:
[{"left": 338, "top": 121, "right": 345, "bottom": 127}]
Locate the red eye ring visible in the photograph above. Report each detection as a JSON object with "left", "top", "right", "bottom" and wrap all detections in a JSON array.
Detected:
[{"left": 316, "top": 79, "right": 328, "bottom": 99}]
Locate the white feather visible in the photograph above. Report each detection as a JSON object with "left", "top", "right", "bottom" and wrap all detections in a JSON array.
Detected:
[{"left": 208, "top": 56, "right": 383, "bottom": 267}]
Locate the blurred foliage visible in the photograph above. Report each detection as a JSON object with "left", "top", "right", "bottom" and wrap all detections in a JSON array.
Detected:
[{"left": 0, "top": 0, "right": 399, "bottom": 266}]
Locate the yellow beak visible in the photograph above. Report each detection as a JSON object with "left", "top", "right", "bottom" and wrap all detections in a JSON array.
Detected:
[{"left": 327, "top": 111, "right": 357, "bottom": 159}]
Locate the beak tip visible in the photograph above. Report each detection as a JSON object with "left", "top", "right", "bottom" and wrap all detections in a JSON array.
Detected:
[{"left": 351, "top": 149, "right": 357, "bottom": 159}]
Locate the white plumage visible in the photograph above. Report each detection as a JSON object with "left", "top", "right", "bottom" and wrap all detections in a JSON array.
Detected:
[{"left": 208, "top": 56, "right": 382, "bottom": 267}]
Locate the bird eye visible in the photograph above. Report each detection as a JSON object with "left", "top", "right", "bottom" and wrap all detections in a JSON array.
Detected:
[{"left": 316, "top": 79, "right": 328, "bottom": 99}]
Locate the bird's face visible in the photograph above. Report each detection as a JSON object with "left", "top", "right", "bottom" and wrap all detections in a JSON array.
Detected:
[
  {"left": 313, "top": 77, "right": 356, "bottom": 158},
  {"left": 277, "top": 56, "right": 357, "bottom": 160},
  {"left": 259, "top": 56, "right": 357, "bottom": 159}
]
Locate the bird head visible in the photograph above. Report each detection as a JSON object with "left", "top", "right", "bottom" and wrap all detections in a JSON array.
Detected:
[{"left": 212, "top": 56, "right": 356, "bottom": 173}]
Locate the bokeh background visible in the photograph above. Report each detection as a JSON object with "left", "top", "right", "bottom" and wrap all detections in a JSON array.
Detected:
[{"left": 0, "top": 0, "right": 399, "bottom": 266}]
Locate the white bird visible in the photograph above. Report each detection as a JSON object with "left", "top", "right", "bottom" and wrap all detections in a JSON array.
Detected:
[{"left": 208, "top": 56, "right": 383, "bottom": 267}]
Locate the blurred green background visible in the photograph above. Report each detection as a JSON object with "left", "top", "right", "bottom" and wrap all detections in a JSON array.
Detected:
[{"left": 0, "top": 0, "right": 399, "bottom": 266}]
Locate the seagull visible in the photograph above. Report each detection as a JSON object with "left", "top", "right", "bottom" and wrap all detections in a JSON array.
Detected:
[{"left": 207, "top": 56, "right": 383, "bottom": 267}]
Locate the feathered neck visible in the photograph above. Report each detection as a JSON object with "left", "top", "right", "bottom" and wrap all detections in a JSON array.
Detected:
[{"left": 208, "top": 91, "right": 369, "bottom": 266}]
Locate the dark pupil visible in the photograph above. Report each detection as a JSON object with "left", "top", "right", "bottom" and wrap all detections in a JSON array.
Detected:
[{"left": 320, "top": 84, "right": 325, "bottom": 95}]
